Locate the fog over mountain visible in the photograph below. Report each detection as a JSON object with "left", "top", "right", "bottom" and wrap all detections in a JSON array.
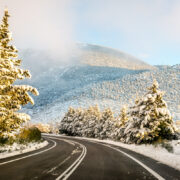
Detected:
[
  {"left": 19, "top": 44, "right": 180, "bottom": 123},
  {"left": 20, "top": 44, "right": 154, "bottom": 76},
  {"left": 78, "top": 44, "right": 154, "bottom": 70}
]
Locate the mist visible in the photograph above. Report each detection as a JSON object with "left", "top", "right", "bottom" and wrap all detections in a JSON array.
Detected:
[
  {"left": 1, "top": 0, "right": 180, "bottom": 67},
  {"left": 0, "top": 0, "right": 78, "bottom": 70}
]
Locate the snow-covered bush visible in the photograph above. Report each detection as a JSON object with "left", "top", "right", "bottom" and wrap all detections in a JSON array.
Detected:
[{"left": 122, "top": 80, "right": 177, "bottom": 144}]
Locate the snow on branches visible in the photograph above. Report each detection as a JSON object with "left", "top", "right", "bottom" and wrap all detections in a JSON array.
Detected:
[
  {"left": 59, "top": 105, "right": 115, "bottom": 139},
  {"left": 0, "top": 9, "right": 39, "bottom": 138},
  {"left": 59, "top": 80, "right": 178, "bottom": 144},
  {"left": 122, "top": 80, "right": 176, "bottom": 144}
]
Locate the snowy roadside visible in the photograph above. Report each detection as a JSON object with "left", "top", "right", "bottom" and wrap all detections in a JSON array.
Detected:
[
  {"left": 84, "top": 138, "right": 180, "bottom": 171},
  {"left": 45, "top": 134, "right": 180, "bottom": 171},
  {"left": 0, "top": 140, "right": 48, "bottom": 159}
]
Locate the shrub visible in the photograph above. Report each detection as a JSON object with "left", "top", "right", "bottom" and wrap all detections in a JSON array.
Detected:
[
  {"left": 0, "top": 137, "right": 9, "bottom": 145},
  {"left": 17, "top": 127, "right": 41, "bottom": 143},
  {"left": 0, "top": 136, "right": 15, "bottom": 146}
]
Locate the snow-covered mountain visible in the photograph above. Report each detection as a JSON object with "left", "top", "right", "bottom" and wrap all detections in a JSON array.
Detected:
[
  {"left": 20, "top": 44, "right": 154, "bottom": 76},
  {"left": 19, "top": 44, "right": 180, "bottom": 123},
  {"left": 78, "top": 44, "right": 154, "bottom": 70}
]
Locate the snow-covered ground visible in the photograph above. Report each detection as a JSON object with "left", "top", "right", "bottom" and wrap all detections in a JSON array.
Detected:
[
  {"left": 23, "top": 63, "right": 180, "bottom": 123},
  {"left": 46, "top": 134, "right": 180, "bottom": 171},
  {"left": 0, "top": 141, "right": 48, "bottom": 159}
]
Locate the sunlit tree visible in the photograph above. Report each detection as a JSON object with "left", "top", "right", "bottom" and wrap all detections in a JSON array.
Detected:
[
  {"left": 0, "top": 9, "right": 39, "bottom": 138},
  {"left": 118, "top": 106, "right": 128, "bottom": 127}
]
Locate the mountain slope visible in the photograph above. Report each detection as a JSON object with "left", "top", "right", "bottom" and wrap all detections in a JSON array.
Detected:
[
  {"left": 20, "top": 44, "right": 154, "bottom": 76},
  {"left": 22, "top": 65, "right": 180, "bottom": 123},
  {"left": 79, "top": 44, "right": 154, "bottom": 70},
  {"left": 19, "top": 44, "right": 180, "bottom": 123}
]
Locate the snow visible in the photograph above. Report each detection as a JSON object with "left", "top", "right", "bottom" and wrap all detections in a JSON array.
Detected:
[
  {"left": 0, "top": 141, "right": 48, "bottom": 159},
  {"left": 46, "top": 134, "right": 180, "bottom": 171},
  {"left": 84, "top": 138, "right": 180, "bottom": 171},
  {"left": 21, "top": 63, "right": 180, "bottom": 123}
]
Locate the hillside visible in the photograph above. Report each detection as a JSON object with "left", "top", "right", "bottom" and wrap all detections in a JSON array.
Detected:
[
  {"left": 19, "top": 44, "right": 154, "bottom": 76},
  {"left": 21, "top": 65, "right": 180, "bottom": 123},
  {"left": 19, "top": 44, "right": 180, "bottom": 123},
  {"left": 79, "top": 44, "right": 154, "bottom": 70}
]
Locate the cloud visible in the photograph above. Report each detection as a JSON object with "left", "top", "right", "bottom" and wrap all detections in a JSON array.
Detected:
[
  {"left": 1, "top": 0, "right": 180, "bottom": 66},
  {"left": 0, "top": 0, "right": 76, "bottom": 60},
  {"left": 138, "top": 53, "right": 150, "bottom": 59}
]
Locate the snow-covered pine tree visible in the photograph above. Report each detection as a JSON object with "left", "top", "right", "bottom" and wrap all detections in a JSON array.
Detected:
[
  {"left": 59, "top": 105, "right": 116, "bottom": 140},
  {"left": 60, "top": 107, "right": 86, "bottom": 136},
  {"left": 123, "top": 80, "right": 176, "bottom": 144},
  {"left": 118, "top": 106, "right": 128, "bottom": 127},
  {"left": 113, "top": 106, "right": 128, "bottom": 140},
  {"left": 82, "top": 105, "right": 101, "bottom": 138},
  {"left": 72, "top": 108, "right": 84, "bottom": 136},
  {"left": 59, "top": 107, "right": 76, "bottom": 135},
  {"left": 0, "top": 9, "right": 39, "bottom": 139},
  {"left": 93, "top": 105, "right": 103, "bottom": 138},
  {"left": 100, "top": 108, "right": 115, "bottom": 139}
]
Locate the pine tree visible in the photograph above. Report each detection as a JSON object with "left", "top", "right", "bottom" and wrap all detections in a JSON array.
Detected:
[
  {"left": 59, "top": 105, "right": 116, "bottom": 140},
  {"left": 112, "top": 106, "right": 128, "bottom": 140},
  {"left": 100, "top": 108, "right": 115, "bottom": 139},
  {"left": 82, "top": 105, "right": 101, "bottom": 138},
  {"left": 59, "top": 107, "right": 76, "bottom": 135},
  {"left": 118, "top": 106, "right": 128, "bottom": 127},
  {"left": 123, "top": 80, "right": 176, "bottom": 144},
  {"left": 0, "top": 10, "right": 39, "bottom": 138}
]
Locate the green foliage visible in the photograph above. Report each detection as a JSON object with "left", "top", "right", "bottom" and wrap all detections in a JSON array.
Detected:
[
  {"left": 17, "top": 127, "right": 41, "bottom": 143},
  {"left": 153, "top": 139, "right": 174, "bottom": 153},
  {"left": 0, "top": 136, "right": 15, "bottom": 145},
  {"left": 161, "top": 142, "right": 174, "bottom": 153}
]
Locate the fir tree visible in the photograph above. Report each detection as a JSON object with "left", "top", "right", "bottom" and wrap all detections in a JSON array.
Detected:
[
  {"left": 113, "top": 106, "right": 128, "bottom": 140},
  {"left": 82, "top": 105, "right": 101, "bottom": 138},
  {"left": 118, "top": 106, "right": 128, "bottom": 127},
  {"left": 0, "top": 10, "right": 39, "bottom": 138},
  {"left": 59, "top": 105, "right": 113, "bottom": 139},
  {"left": 100, "top": 108, "right": 115, "bottom": 139},
  {"left": 123, "top": 80, "right": 176, "bottom": 144}
]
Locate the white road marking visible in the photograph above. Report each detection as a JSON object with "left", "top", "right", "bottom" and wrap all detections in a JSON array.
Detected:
[
  {"left": 48, "top": 136, "right": 87, "bottom": 180},
  {"left": 59, "top": 144, "right": 86, "bottom": 180},
  {"left": 0, "top": 139, "right": 57, "bottom": 166},
  {"left": 87, "top": 140, "right": 165, "bottom": 180},
  {"left": 46, "top": 156, "right": 71, "bottom": 174},
  {"left": 44, "top": 134, "right": 165, "bottom": 180},
  {"left": 43, "top": 139, "right": 77, "bottom": 174},
  {"left": 62, "top": 139, "right": 75, "bottom": 146}
]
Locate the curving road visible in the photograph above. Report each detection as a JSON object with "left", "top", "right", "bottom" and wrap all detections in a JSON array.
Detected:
[{"left": 0, "top": 134, "right": 180, "bottom": 180}]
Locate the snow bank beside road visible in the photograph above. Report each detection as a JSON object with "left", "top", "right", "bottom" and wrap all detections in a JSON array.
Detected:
[
  {"left": 83, "top": 137, "right": 180, "bottom": 171},
  {"left": 45, "top": 134, "right": 180, "bottom": 171},
  {"left": 0, "top": 141, "right": 48, "bottom": 159}
]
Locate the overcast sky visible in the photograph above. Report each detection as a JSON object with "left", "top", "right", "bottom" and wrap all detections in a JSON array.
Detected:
[{"left": 1, "top": 0, "right": 180, "bottom": 65}]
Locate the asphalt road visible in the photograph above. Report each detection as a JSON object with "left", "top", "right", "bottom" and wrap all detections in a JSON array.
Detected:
[{"left": 0, "top": 134, "right": 180, "bottom": 180}]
